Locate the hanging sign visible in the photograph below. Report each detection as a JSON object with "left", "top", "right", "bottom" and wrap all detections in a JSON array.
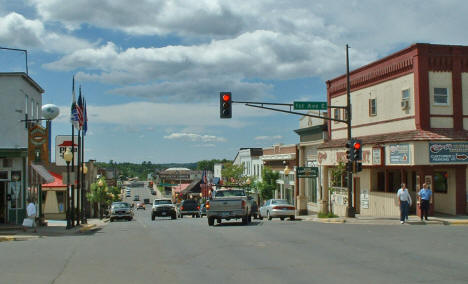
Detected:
[{"left": 55, "top": 135, "right": 78, "bottom": 166}]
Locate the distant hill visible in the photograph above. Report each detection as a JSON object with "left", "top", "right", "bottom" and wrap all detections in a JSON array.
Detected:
[{"left": 95, "top": 161, "right": 198, "bottom": 180}]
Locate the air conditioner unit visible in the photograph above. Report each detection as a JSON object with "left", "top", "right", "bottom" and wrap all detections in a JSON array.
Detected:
[{"left": 401, "top": 100, "right": 409, "bottom": 110}]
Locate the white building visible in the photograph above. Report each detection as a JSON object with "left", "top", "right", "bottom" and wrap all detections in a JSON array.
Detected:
[
  {"left": 233, "top": 148, "right": 264, "bottom": 182},
  {"left": 0, "top": 72, "right": 44, "bottom": 224}
]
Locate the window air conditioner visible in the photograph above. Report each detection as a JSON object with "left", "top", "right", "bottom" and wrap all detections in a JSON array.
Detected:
[{"left": 401, "top": 100, "right": 409, "bottom": 110}]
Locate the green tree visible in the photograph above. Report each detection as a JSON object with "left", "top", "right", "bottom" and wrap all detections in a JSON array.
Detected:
[
  {"left": 87, "top": 178, "right": 120, "bottom": 218},
  {"left": 221, "top": 163, "right": 247, "bottom": 185},
  {"left": 257, "top": 166, "right": 279, "bottom": 201}
]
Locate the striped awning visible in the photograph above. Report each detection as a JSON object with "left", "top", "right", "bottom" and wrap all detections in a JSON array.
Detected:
[{"left": 31, "top": 164, "right": 55, "bottom": 184}]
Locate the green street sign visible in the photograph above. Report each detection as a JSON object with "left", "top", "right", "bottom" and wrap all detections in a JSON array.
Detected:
[
  {"left": 297, "top": 167, "right": 318, "bottom": 178},
  {"left": 293, "top": 101, "right": 327, "bottom": 110}
]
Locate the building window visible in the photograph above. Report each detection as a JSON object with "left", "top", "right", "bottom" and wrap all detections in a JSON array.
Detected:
[
  {"left": 36, "top": 103, "right": 40, "bottom": 120},
  {"left": 433, "top": 172, "right": 448, "bottom": 193},
  {"left": 31, "top": 98, "right": 35, "bottom": 119},
  {"left": 25, "top": 95, "right": 28, "bottom": 115},
  {"left": 369, "top": 98, "right": 377, "bottom": 116},
  {"left": 402, "top": 89, "right": 410, "bottom": 100},
  {"left": 372, "top": 171, "right": 385, "bottom": 192},
  {"left": 433, "top": 88, "right": 448, "bottom": 105},
  {"left": 334, "top": 109, "right": 340, "bottom": 122}
]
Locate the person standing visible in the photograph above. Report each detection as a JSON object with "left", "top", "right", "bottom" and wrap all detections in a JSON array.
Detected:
[
  {"left": 25, "top": 199, "right": 37, "bottom": 233},
  {"left": 418, "top": 183, "right": 432, "bottom": 221},
  {"left": 397, "top": 183, "right": 412, "bottom": 224}
]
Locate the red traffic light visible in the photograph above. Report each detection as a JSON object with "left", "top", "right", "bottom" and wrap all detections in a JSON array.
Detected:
[
  {"left": 353, "top": 142, "right": 361, "bottom": 150},
  {"left": 222, "top": 94, "right": 231, "bottom": 102}
]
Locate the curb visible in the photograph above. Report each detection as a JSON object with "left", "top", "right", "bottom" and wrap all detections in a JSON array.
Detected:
[
  {"left": 445, "top": 220, "right": 468, "bottom": 225},
  {"left": 0, "top": 235, "right": 40, "bottom": 242},
  {"left": 78, "top": 224, "right": 97, "bottom": 233}
]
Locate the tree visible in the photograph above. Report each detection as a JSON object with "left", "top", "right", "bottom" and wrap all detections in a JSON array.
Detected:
[
  {"left": 257, "top": 166, "right": 279, "bottom": 201},
  {"left": 326, "top": 162, "right": 346, "bottom": 216},
  {"left": 87, "top": 178, "right": 121, "bottom": 218},
  {"left": 221, "top": 163, "right": 247, "bottom": 185}
]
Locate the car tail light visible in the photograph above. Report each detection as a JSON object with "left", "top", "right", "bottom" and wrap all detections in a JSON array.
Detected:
[
  {"left": 289, "top": 206, "right": 295, "bottom": 210},
  {"left": 273, "top": 206, "right": 281, "bottom": 210},
  {"left": 241, "top": 200, "right": 246, "bottom": 209},
  {"left": 206, "top": 201, "right": 210, "bottom": 210},
  {"left": 181, "top": 206, "right": 184, "bottom": 210},
  {"left": 197, "top": 206, "right": 200, "bottom": 210}
]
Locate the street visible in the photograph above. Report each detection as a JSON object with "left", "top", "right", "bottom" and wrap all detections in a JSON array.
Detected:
[{"left": 1, "top": 186, "right": 468, "bottom": 284}]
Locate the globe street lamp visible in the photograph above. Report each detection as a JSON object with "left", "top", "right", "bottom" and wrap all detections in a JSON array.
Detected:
[{"left": 64, "top": 148, "right": 73, "bottom": 229}]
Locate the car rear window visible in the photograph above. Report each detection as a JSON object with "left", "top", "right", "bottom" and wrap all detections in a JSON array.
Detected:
[
  {"left": 215, "top": 190, "right": 245, "bottom": 197},
  {"left": 271, "top": 200, "right": 289, "bottom": 205},
  {"left": 182, "top": 200, "right": 197, "bottom": 205},
  {"left": 154, "top": 200, "right": 172, "bottom": 205}
]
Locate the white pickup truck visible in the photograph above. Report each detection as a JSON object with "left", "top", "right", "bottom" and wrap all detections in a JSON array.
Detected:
[{"left": 206, "top": 188, "right": 251, "bottom": 226}]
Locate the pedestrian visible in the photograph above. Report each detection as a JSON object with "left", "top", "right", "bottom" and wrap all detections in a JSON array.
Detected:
[
  {"left": 397, "top": 183, "right": 412, "bottom": 224},
  {"left": 23, "top": 198, "right": 37, "bottom": 233},
  {"left": 418, "top": 183, "right": 432, "bottom": 221}
]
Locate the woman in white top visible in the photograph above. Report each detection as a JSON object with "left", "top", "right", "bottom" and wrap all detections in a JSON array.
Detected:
[{"left": 24, "top": 199, "right": 37, "bottom": 233}]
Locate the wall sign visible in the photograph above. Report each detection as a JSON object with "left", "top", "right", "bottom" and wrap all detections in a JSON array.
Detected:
[
  {"left": 297, "top": 167, "right": 318, "bottom": 178},
  {"left": 429, "top": 142, "right": 468, "bottom": 163},
  {"left": 55, "top": 135, "right": 79, "bottom": 166},
  {"left": 389, "top": 144, "right": 410, "bottom": 164},
  {"left": 372, "top": 147, "right": 383, "bottom": 166},
  {"left": 360, "top": 189, "right": 369, "bottom": 209}
]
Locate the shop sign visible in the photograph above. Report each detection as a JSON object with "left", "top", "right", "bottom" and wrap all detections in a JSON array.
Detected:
[
  {"left": 55, "top": 135, "right": 78, "bottom": 166},
  {"left": 297, "top": 167, "right": 318, "bottom": 178},
  {"left": 372, "top": 147, "right": 383, "bottom": 165},
  {"left": 389, "top": 144, "right": 410, "bottom": 164},
  {"left": 429, "top": 142, "right": 468, "bottom": 163},
  {"left": 360, "top": 189, "right": 369, "bottom": 209}
]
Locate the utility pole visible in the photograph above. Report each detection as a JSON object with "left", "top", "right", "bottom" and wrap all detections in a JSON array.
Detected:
[{"left": 346, "top": 44, "right": 355, "bottom": 218}]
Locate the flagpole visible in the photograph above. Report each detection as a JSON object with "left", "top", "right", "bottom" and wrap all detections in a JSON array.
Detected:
[
  {"left": 81, "top": 128, "right": 87, "bottom": 224},
  {"left": 71, "top": 124, "right": 75, "bottom": 227},
  {"left": 77, "top": 128, "right": 81, "bottom": 225}
]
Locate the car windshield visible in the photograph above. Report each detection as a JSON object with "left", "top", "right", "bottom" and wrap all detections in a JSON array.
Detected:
[
  {"left": 215, "top": 190, "right": 245, "bottom": 197},
  {"left": 112, "top": 203, "right": 130, "bottom": 208},
  {"left": 271, "top": 200, "right": 289, "bottom": 205},
  {"left": 154, "top": 200, "right": 172, "bottom": 205}
]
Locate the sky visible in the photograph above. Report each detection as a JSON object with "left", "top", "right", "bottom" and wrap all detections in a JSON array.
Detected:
[{"left": 1, "top": 0, "right": 468, "bottom": 163}]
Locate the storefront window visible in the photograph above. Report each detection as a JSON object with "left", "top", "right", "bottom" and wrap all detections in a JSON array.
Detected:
[
  {"left": 307, "top": 177, "right": 317, "bottom": 203},
  {"left": 433, "top": 172, "right": 448, "bottom": 193}
]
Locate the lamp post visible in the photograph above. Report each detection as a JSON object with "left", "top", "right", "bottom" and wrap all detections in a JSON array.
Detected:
[
  {"left": 82, "top": 163, "right": 88, "bottom": 224},
  {"left": 284, "top": 165, "right": 290, "bottom": 203},
  {"left": 64, "top": 148, "right": 73, "bottom": 229}
]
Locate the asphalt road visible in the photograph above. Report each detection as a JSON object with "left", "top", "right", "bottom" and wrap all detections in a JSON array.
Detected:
[{"left": 1, "top": 185, "right": 468, "bottom": 284}]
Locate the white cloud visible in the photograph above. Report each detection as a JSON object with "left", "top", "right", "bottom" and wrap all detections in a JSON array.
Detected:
[
  {"left": 255, "top": 135, "right": 283, "bottom": 141},
  {"left": 164, "top": 133, "right": 226, "bottom": 143},
  {"left": 0, "top": 12, "right": 94, "bottom": 53},
  {"left": 55, "top": 101, "right": 272, "bottom": 129}
]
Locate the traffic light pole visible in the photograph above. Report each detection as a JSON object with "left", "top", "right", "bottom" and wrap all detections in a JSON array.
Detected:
[{"left": 346, "top": 44, "right": 355, "bottom": 218}]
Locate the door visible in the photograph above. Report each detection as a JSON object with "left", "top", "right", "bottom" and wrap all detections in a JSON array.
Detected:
[
  {"left": 0, "top": 182, "right": 6, "bottom": 224},
  {"left": 353, "top": 177, "right": 360, "bottom": 214}
]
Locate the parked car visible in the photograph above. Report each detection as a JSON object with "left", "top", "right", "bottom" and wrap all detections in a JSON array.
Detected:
[
  {"left": 125, "top": 192, "right": 131, "bottom": 197},
  {"left": 199, "top": 203, "right": 207, "bottom": 217},
  {"left": 133, "top": 195, "right": 140, "bottom": 201},
  {"left": 136, "top": 202, "right": 145, "bottom": 210},
  {"left": 179, "top": 199, "right": 200, "bottom": 218},
  {"left": 144, "top": 198, "right": 151, "bottom": 204},
  {"left": 259, "top": 199, "right": 295, "bottom": 221},
  {"left": 150, "top": 190, "right": 156, "bottom": 195},
  {"left": 109, "top": 202, "right": 133, "bottom": 222},
  {"left": 152, "top": 199, "right": 177, "bottom": 220}
]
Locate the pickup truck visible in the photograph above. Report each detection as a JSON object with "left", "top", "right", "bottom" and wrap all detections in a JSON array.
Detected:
[{"left": 206, "top": 188, "right": 251, "bottom": 226}]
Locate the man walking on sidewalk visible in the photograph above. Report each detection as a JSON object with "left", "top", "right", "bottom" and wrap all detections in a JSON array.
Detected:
[
  {"left": 418, "top": 183, "right": 432, "bottom": 221},
  {"left": 397, "top": 183, "right": 412, "bottom": 224}
]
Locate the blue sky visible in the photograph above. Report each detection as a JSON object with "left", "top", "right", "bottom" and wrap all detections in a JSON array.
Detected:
[{"left": 1, "top": 0, "right": 468, "bottom": 163}]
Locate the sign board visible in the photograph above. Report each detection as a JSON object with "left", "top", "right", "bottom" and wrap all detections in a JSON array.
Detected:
[
  {"left": 389, "top": 144, "right": 410, "bottom": 164},
  {"left": 360, "top": 189, "right": 369, "bottom": 209},
  {"left": 293, "top": 101, "right": 327, "bottom": 110},
  {"left": 372, "top": 147, "right": 383, "bottom": 165},
  {"left": 55, "top": 135, "right": 78, "bottom": 166},
  {"left": 297, "top": 167, "right": 318, "bottom": 178},
  {"left": 429, "top": 142, "right": 468, "bottom": 163}
]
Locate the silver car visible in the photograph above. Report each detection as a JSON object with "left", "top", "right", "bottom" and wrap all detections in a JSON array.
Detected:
[{"left": 259, "top": 199, "right": 295, "bottom": 221}]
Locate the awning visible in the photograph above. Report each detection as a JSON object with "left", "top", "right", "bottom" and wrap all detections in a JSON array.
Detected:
[
  {"left": 181, "top": 179, "right": 202, "bottom": 194},
  {"left": 31, "top": 164, "right": 55, "bottom": 184}
]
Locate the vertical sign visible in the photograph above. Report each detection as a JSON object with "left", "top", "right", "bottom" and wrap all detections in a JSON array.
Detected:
[{"left": 55, "top": 135, "right": 78, "bottom": 166}]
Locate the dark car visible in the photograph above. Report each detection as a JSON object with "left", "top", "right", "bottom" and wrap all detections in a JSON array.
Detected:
[
  {"left": 179, "top": 199, "right": 200, "bottom": 218},
  {"left": 150, "top": 190, "right": 156, "bottom": 195},
  {"left": 133, "top": 195, "right": 140, "bottom": 201},
  {"left": 110, "top": 202, "right": 134, "bottom": 222},
  {"left": 144, "top": 198, "right": 151, "bottom": 204}
]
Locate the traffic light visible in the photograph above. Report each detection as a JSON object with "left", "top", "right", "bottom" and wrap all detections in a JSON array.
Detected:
[
  {"left": 220, "top": 92, "right": 232, "bottom": 118},
  {"left": 355, "top": 161, "right": 362, "bottom": 172},
  {"left": 353, "top": 139, "right": 362, "bottom": 161},
  {"left": 345, "top": 139, "right": 354, "bottom": 162}
]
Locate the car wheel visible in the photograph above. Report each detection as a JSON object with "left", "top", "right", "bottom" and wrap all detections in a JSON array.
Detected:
[
  {"left": 171, "top": 214, "right": 177, "bottom": 220},
  {"left": 280, "top": 217, "right": 285, "bottom": 221},
  {"left": 110, "top": 218, "right": 114, "bottom": 222},
  {"left": 267, "top": 211, "right": 272, "bottom": 220},
  {"left": 128, "top": 217, "right": 132, "bottom": 221},
  {"left": 217, "top": 218, "right": 222, "bottom": 224},
  {"left": 151, "top": 215, "right": 155, "bottom": 221},
  {"left": 208, "top": 217, "right": 215, "bottom": 226},
  {"left": 197, "top": 213, "right": 201, "bottom": 218},
  {"left": 290, "top": 216, "right": 295, "bottom": 221}
]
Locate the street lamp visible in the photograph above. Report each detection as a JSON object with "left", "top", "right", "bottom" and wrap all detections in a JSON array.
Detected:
[
  {"left": 82, "top": 163, "right": 88, "bottom": 224},
  {"left": 284, "top": 165, "right": 290, "bottom": 202},
  {"left": 64, "top": 148, "right": 73, "bottom": 229}
]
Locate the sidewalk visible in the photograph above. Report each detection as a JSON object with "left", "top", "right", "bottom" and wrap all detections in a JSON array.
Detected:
[
  {"left": 299, "top": 214, "right": 468, "bottom": 225},
  {"left": 0, "top": 218, "right": 108, "bottom": 242}
]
